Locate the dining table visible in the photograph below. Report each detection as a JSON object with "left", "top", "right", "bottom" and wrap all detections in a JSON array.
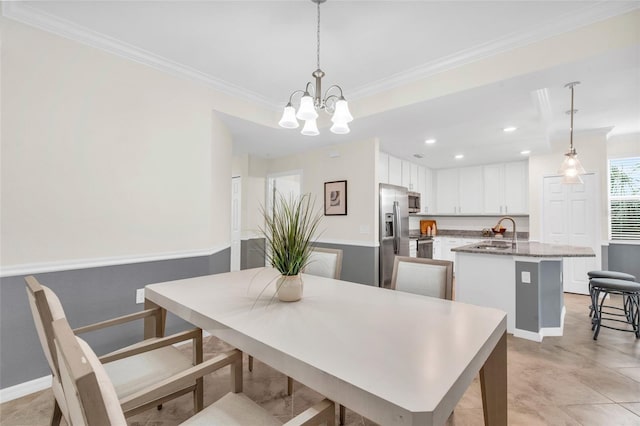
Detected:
[{"left": 144, "top": 267, "right": 507, "bottom": 425}]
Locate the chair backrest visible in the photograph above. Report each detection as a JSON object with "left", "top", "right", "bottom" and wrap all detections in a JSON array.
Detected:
[
  {"left": 26, "top": 276, "right": 71, "bottom": 422},
  {"left": 304, "top": 247, "right": 343, "bottom": 280},
  {"left": 25, "top": 276, "right": 67, "bottom": 376},
  {"left": 52, "top": 318, "right": 127, "bottom": 426},
  {"left": 390, "top": 257, "right": 453, "bottom": 300}
]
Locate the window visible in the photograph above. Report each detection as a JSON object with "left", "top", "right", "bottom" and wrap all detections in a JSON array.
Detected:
[{"left": 609, "top": 157, "right": 640, "bottom": 240}]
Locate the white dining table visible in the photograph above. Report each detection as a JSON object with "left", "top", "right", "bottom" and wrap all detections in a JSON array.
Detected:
[{"left": 144, "top": 268, "right": 507, "bottom": 426}]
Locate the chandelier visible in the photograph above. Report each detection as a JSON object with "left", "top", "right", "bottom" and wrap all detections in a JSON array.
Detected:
[
  {"left": 278, "top": 0, "right": 353, "bottom": 136},
  {"left": 558, "top": 81, "right": 586, "bottom": 184}
]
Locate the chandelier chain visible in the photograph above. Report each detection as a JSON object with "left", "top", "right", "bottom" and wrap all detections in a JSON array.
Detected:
[{"left": 316, "top": 0, "right": 321, "bottom": 70}]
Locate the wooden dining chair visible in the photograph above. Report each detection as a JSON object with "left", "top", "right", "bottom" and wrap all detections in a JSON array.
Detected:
[
  {"left": 52, "top": 317, "right": 336, "bottom": 426},
  {"left": 391, "top": 257, "right": 454, "bottom": 300},
  {"left": 26, "top": 275, "right": 229, "bottom": 425}
]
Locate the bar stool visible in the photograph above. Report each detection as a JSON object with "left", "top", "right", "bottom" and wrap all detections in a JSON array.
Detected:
[
  {"left": 587, "top": 270, "right": 636, "bottom": 318},
  {"left": 590, "top": 277, "right": 640, "bottom": 340}
]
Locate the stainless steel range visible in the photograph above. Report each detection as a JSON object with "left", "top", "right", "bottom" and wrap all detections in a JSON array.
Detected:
[{"left": 417, "top": 236, "right": 433, "bottom": 259}]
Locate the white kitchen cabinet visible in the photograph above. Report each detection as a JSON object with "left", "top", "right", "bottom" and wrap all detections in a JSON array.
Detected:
[
  {"left": 401, "top": 160, "right": 412, "bottom": 190},
  {"left": 432, "top": 237, "right": 442, "bottom": 259},
  {"left": 483, "top": 161, "right": 528, "bottom": 214},
  {"left": 458, "top": 166, "right": 484, "bottom": 214},
  {"left": 409, "top": 239, "right": 417, "bottom": 258},
  {"left": 379, "top": 152, "right": 389, "bottom": 184},
  {"left": 503, "top": 161, "right": 528, "bottom": 214},
  {"left": 388, "top": 156, "right": 402, "bottom": 186},
  {"left": 436, "top": 167, "right": 483, "bottom": 214},
  {"left": 410, "top": 163, "right": 419, "bottom": 192},
  {"left": 417, "top": 166, "right": 433, "bottom": 214},
  {"left": 435, "top": 168, "right": 459, "bottom": 214}
]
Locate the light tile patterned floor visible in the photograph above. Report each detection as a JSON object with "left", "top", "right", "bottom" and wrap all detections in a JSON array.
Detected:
[{"left": 1, "top": 293, "right": 639, "bottom": 425}]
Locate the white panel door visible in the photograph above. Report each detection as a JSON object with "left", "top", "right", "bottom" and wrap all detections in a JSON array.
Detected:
[
  {"left": 230, "top": 176, "right": 242, "bottom": 271},
  {"left": 543, "top": 174, "right": 600, "bottom": 294}
]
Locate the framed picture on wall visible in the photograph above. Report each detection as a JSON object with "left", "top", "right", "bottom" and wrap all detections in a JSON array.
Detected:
[{"left": 324, "top": 180, "right": 347, "bottom": 216}]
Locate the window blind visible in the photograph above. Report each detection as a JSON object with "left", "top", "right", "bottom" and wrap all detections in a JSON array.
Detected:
[{"left": 609, "top": 157, "right": 640, "bottom": 240}]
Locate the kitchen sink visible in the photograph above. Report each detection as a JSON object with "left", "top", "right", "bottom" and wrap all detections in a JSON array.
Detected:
[{"left": 472, "top": 241, "right": 513, "bottom": 250}]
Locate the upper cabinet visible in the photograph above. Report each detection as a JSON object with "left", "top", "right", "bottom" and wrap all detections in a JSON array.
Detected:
[
  {"left": 380, "top": 152, "right": 527, "bottom": 216},
  {"left": 379, "top": 152, "right": 389, "bottom": 184},
  {"left": 483, "top": 161, "right": 528, "bottom": 215},
  {"left": 436, "top": 161, "right": 528, "bottom": 215},
  {"left": 388, "top": 156, "right": 403, "bottom": 186},
  {"left": 436, "top": 166, "right": 483, "bottom": 215}
]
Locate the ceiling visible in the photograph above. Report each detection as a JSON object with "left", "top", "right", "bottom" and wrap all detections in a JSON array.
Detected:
[{"left": 5, "top": 1, "right": 640, "bottom": 168}]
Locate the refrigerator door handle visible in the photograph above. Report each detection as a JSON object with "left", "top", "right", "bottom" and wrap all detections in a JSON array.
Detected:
[{"left": 393, "top": 201, "right": 400, "bottom": 254}]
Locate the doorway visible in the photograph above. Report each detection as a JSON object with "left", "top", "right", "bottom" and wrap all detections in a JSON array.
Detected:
[
  {"left": 230, "top": 176, "right": 241, "bottom": 271},
  {"left": 542, "top": 173, "right": 601, "bottom": 294},
  {"left": 266, "top": 171, "right": 302, "bottom": 216}
]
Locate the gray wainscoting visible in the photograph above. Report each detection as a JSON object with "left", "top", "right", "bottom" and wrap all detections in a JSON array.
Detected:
[
  {"left": 0, "top": 249, "right": 230, "bottom": 389},
  {"left": 241, "top": 238, "right": 266, "bottom": 270},
  {"left": 608, "top": 243, "right": 640, "bottom": 280},
  {"left": 313, "top": 242, "right": 379, "bottom": 286}
]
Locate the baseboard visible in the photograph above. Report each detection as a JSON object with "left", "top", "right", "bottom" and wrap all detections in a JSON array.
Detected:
[
  {"left": 513, "top": 329, "right": 543, "bottom": 342},
  {"left": 0, "top": 375, "right": 52, "bottom": 404}
]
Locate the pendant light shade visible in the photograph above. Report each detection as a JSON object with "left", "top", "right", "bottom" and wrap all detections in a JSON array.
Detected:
[
  {"left": 278, "top": 0, "right": 352, "bottom": 135},
  {"left": 330, "top": 120, "right": 350, "bottom": 134},
  {"left": 278, "top": 104, "right": 299, "bottom": 129},
  {"left": 296, "top": 94, "right": 318, "bottom": 121},
  {"left": 559, "top": 81, "right": 585, "bottom": 184},
  {"left": 331, "top": 99, "right": 353, "bottom": 123},
  {"left": 301, "top": 118, "right": 320, "bottom": 136}
]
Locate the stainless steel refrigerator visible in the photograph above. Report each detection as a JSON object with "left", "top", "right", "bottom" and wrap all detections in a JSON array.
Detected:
[{"left": 379, "top": 183, "right": 409, "bottom": 288}]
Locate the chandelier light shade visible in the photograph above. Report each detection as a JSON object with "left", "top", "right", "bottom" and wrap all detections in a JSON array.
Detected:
[
  {"left": 278, "top": 104, "right": 300, "bottom": 129},
  {"left": 301, "top": 118, "right": 320, "bottom": 136},
  {"left": 278, "top": 0, "right": 353, "bottom": 136},
  {"left": 559, "top": 81, "right": 586, "bottom": 184}
]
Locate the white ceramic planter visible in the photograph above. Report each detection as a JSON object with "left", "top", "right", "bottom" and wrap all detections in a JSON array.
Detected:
[{"left": 276, "top": 275, "right": 303, "bottom": 302}]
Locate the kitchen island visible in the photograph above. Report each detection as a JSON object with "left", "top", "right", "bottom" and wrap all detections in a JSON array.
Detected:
[{"left": 452, "top": 240, "right": 595, "bottom": 341}]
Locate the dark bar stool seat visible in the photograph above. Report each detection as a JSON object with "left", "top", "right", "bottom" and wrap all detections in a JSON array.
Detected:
[
  {"left": 589, "top": 277, "right": 640, "bottom": 340},
  {"left": 587, "top": 270, "right": 636, "bottom": 318}
]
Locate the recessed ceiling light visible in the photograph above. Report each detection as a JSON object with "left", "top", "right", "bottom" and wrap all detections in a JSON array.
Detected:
[
  {"left": 503, "top": 126, "right": 517, "bottom": 132},
  {"left": 455, "top": 154, "right": 464, "bottom": 159},
  {"left": 425, "top": 139, "right": 436, "bottom": 144},
  {"left": 521, "top": 150, "right": 531, "bottom": 155}
]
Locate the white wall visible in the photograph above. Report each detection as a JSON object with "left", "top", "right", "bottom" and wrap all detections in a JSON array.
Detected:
[
  {"left": 607, "top": 133, "right": 640, "bottom": 159},
  {"left": 1, "top": 18, "right": 236, "bottom": 268},
  {"left": 264, "top": 138, "right": 378, "bottom": 246}
]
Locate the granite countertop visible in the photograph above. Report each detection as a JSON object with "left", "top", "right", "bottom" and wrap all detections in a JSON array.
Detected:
[{"left": 451, "top": 241, "right": 596, "bottom": 258}]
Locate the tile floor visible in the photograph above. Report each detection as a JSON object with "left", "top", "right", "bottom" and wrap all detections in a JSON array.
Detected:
[{"left": 1, "top": 293, "right": 639, "bottom": 425}]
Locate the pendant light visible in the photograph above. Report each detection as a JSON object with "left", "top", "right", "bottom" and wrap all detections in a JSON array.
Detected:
[
  {"left": 558, "top": 81, "right": 586, "bottom": 184},
  {"left": 278, "top": 0, "right": 353, "bottom": 135}
]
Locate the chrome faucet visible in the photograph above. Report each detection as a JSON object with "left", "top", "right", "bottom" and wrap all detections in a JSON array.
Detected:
[{"left": 493, "top": 216, "right": 517, "bottom": 247}]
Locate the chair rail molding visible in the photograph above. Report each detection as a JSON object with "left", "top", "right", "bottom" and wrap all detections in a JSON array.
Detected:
[{"left": 0, "top": 244, "right": 231, "bottom": 278}]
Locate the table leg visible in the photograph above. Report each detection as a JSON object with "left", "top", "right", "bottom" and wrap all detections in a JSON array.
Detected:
[
  {"left": 480, "top": 331, "right": 507, "bottom": 426},
  {"left": 144, "top": 298, "right": 166, "bottom": 339}
]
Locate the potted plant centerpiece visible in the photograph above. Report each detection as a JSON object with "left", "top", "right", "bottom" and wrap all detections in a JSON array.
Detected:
[{"left": 261, "top": 193, "right": 323, "bottom": 302}]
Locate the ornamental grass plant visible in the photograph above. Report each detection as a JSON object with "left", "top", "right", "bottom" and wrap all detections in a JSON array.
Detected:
[{"left": 261, "top": 193, "right": 323, "bottom": 276}]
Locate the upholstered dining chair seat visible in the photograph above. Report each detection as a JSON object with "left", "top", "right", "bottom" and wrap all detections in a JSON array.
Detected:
[{"left": 103, "top": 344, "right": 194, "bottom": 398}]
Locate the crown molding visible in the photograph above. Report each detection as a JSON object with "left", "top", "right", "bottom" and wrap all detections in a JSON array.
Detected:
[
  {"left": 1, "top": 2, "right": 279, "bottom": 111},
  {"left": 3, "top": 2, "right": 638, "bottom": 108},
  {"left": 348, "top": 2, "right": 640, "bottom": 100}
]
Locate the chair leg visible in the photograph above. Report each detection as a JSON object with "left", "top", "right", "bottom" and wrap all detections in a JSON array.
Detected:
[
  {"left": 339, "top": 404, "right": 346, "bottom": 425},
  {"left": 50, "top": 400, "right": 62, "bottom": 426},
  {"left": 248, "top": 355, "right": 253, "bottom": 372},
  {"left": 287, "top": 376, "right": 293, "bottom": 396},
  {"left": 194, "top": 377, "right": 204, "bottom": 412}
]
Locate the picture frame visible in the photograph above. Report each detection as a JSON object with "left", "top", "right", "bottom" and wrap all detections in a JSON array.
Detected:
[{"left": 324, "top": 180, "right": 347, "bottom": 216}]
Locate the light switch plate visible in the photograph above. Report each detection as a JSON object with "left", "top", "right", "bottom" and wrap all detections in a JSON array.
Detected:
[
  {"left": 136, "top": 288, "right": 145, "bottom": 304},
  {"left": 521, "top": 271, "right": 531, "bottom": 284}
]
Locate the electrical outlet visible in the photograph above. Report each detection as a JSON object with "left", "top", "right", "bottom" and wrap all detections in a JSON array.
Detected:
[
  {"left": 521, "top": 271, "right": 531, "bottom": 284},
  {"left": 136, "top": 288, "right": 145, "bottom": 304}
]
